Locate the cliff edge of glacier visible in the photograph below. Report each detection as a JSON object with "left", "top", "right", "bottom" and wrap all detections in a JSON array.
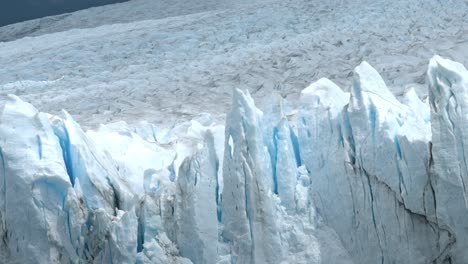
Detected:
[{"left": 1, "top": 55, "right": 467, "bottom": 263}]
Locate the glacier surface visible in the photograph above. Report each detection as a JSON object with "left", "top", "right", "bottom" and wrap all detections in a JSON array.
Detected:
[
  {"left": 0, "top": 0, "right": 466, "bottom": 128},
  {"left": 1, "top": 56, "right": 468, "bottom": 263}
]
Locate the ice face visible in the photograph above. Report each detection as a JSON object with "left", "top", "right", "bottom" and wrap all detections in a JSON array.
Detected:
[
  {"left": 0, "top": 95, "right": 80, "bottom": 263},
  {"left": 427, "top": 55, "right": 468, "bottom": 263},
  {"left": 175, "top": 131, "right": 219, "bottom": 264},
  {"left": 299, "top": 62, "right": 442, "bottom": 264},
  {"left": 1, "top": 56, "right": 468, "bottom": 264},
  {"left": 220, "top": 88, "right": 283, "bottom": 263}
]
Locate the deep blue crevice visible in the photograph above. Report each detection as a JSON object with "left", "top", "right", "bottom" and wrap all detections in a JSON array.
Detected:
[
  {"left": 137, "top": 214, "right": 145, "bottom": 253},
  {"left": 366, "top": 173, "right": 377, "bottom": 227},
  {"left": 53, "top": 125, "right": 75, "bottom": 186},
  {"left": 151, "top": 125, "right": 158, "bottom": 143},
  {"left": 289, "top": 127, "right": 302, "bottom": 167},
  {"left": 272, "top": 127, "right": 279, "bottom": 195},
  {"left": 393, "top": 136, "right": 407, "bottom": 199},
  {"left": 369, "top": 103, "right": 377, "bottom": 140},
  {"left": 337, "top": 125, "right": 345, "bottom": 148},
  {"left": 215, "top": 158, "right": 222, "bottom": 222},
  {"left": 168, "top": 161, "right": 176, "bottom": 182},
  {"left": 36, "top": 135, "right": 43, "bottom": 160},
  {"left": 107, "top": 180, "right": 121, "bottom": 215},
  {"left": 393, "top": 136, "right": 402, "bottom": 159},
  {"left": 85, "top": 214, "right": 92, "bottom": 230},
  {"left": 342, "top": 109, "right": 356, "bottom": 165}
]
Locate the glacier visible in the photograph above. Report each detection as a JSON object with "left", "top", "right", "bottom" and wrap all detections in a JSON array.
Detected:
[
  {"left": 1, "top": 55, "right": 468, "bottom": 263},
  {"left": 1, "top": 0, "right": 466, "bottom": 129}
]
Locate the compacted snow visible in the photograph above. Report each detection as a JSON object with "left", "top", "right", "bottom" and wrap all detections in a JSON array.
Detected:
[
  {"left": 1, "top": 0, "right": 468, "bottom": 263},
  {"left": 0, "top": 0, "right": 466, "bottom": 128}
]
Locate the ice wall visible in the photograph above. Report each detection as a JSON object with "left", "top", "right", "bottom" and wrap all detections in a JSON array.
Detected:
[{"left": 1, "top": 56, "right": 468, "bottom": 263}]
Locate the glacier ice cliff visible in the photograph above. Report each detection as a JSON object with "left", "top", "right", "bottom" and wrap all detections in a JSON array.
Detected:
[{"left": 1, "top": 55, "right": 468, "bottom": 263}]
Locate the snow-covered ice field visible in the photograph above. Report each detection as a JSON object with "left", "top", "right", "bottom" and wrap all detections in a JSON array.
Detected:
[
  {"left": 1, "top": 0, "right": 468, "bottom": 263},
  {"left": 0, "top": 0, "right": 466, "bottom": 128}
]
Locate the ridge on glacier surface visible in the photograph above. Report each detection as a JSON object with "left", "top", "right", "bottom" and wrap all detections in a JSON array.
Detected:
[{"left": 1, "top": 56, "right": 468, "bottom": 263}]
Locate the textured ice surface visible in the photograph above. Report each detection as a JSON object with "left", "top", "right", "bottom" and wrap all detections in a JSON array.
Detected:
[
  {"left": 0, "top": 0, "right": 466, "bottom": 128},
  {"left": 2, "top": 56, "right": 468, "bottom": 263},
  {"left": 1, "top": 0, "right": 467, "bottom": 262}
]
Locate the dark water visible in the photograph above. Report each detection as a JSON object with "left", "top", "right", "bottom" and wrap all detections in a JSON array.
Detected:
[{"left": 0, "top": 0, "right": 129, "bottom": 27}]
